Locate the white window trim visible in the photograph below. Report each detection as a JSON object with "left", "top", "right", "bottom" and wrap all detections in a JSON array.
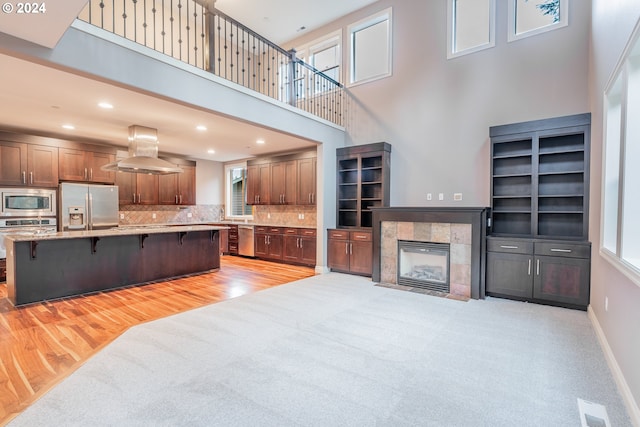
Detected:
[
  {"left": 447, "top": 0, "right": 496, "bottom": 60},
  {"left": 347, "top": 7, "right": 393, "bottom": 87},
  {"left": 507, "top": 0, "right": 568, "bottom": 43},
  {"left": 599, "top": 17, "right": 640, "bottom": 289},
  {"left": 224, "top": 161, "right": 253, "bottom": 220}
]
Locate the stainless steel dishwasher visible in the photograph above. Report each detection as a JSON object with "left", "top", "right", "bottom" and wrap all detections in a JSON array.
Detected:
[{"left": 238, "top": 225, "right": 255, "bottom": 257}]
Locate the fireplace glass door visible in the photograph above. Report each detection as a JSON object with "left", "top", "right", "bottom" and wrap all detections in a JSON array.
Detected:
[{"left": 397, "top": 241, "right": 450, "bottom": 292}]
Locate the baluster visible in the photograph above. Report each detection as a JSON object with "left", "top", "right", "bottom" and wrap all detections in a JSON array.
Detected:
[
  {"left": 177, "top": 0, "right": 182, "bottom": 61},
  {"left": 132, "top": 0, "right": 138, "bottom": 42}
]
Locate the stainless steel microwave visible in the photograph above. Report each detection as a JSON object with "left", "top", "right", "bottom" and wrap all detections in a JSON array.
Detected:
[{"left": 1, "top": 188, "right": 57, "bottom": 217}]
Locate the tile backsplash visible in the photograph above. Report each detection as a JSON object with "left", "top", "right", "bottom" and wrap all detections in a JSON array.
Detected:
[{"left": 120, "top": 204, "right": 316, "bottom": 227}]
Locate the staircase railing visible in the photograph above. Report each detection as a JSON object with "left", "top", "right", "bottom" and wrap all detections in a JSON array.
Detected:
[{"left": 77, "top": 0, "right": 343, "bottom": 126}]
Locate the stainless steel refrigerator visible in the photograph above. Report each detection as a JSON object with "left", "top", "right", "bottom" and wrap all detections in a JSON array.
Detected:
[{"left": 59, "top": 183, "right": 119, "bottom": 231}]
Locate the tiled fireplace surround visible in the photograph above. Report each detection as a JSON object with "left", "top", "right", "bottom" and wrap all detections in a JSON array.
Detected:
[
  {"left": 372, "top": 207, "right": 489, "bottom": 300},
  {"left": 381, "top": 221, "right": 472, "bottom": 297}
]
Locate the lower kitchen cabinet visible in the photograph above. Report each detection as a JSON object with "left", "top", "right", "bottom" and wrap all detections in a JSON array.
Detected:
[
  {"left": 283, "top": 228, "right": 316, "bottom": 267},
  {"left": 327, "top": 229, "right": 372, "bottom": 276},
  {"left": 227, "top": 224, "right": 238, "bottom": 255},
  {"left": 486, "top": 237, "right": 591, "bottom": 310},
  {"left": 0, "top": 258, "right": 6, "bottom": 282},
  {"left": 254, "top": 226, "right": 283, "bottom": 261}
]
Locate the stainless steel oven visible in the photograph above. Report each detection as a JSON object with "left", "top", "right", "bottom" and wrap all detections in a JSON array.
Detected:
[
  {"left": 1, "top": 188, "right": 56, "bottom": 217},
  {"left": 0, "top": 217, "right": 57, "bottom": 260}
]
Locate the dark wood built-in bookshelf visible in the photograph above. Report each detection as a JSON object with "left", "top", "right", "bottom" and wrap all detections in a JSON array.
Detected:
[
  {"left": 336, "top": 142, "right": 391, "bottom": 228},
  {"left": 487, "top": 114, "right": 591, "bottom": 310}
]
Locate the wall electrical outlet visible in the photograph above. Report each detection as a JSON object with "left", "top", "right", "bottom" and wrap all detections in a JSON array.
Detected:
[
  {"left": 120, "top": 213, "right": 124, "bottom": 219},
  {"left": 152, "top": 213, "right": 156, "bottom": 219},
  {"left": 187, "top": 212, "right": 192, "bottom": 218},
  {"left": 267, "top": 213, "right": 271, "bottom": 219},
  {"left": 438, "top": 193, "right": 444, "bottom": 201},
  {"left": 427, "top": 193, "right": 432, "bottom": 201},
  {"left": 454, "top": 193, "right": 463, "bottom": 201}
]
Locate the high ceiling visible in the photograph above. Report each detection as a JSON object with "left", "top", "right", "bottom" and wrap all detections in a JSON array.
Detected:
[{"left": 0, "top": 0, "right": 378, "bottom": 162}]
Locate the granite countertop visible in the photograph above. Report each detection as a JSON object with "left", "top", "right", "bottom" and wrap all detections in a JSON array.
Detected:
[{"left": 4, "top": 224, "right": 228, "bottom": 243}]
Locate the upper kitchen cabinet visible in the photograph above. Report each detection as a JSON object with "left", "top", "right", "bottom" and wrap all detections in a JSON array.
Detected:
[
  {"left": 270, "top": 160, "right": 297, "bottom": 205},
  {"left": 116, "top": 171, "right": 159, "bottom": 205},
  {"left": 246, "top": 162, "right": 271, "bottom": 205},
  {"left": 246, "top": 149, "right": 317, "bottom": 206},
  {"left": 0, "top": 140, "right": 58, "bottom": 188},
  {"left": 59, "top": 146, "right": 116, "bottom": 184},
  {"left": 336, "top": 143, "right": 391, "bottom": 228},
  {"left": 489, "top": 113, "right": 590, "bottom": 240},
  {"left": 158, "top": 161, "right": 196, "bottom": 205},
  {"left": 297, "top": 156, "right": 316, "bottom": 205}
]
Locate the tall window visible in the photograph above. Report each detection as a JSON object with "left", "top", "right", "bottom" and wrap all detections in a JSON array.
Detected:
[
  {"left": 348, "top": 8, "right": 392, "bottom": 85},
  {"left": 602, "top": 25, "right": 640, "bottom": 286},
  {"left": 508, "top": 0, "right": 568, "bottom": 42},
  {"left": 225, "top": 163, "right": 252, "bottom": 218},
  {"left": 447, "top": 0, "right": 495, "bottom": 59}
]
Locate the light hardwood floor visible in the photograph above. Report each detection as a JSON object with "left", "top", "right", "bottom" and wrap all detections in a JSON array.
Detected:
[{"left": 0, "top": 256, "right": 315, "bottom": 426}]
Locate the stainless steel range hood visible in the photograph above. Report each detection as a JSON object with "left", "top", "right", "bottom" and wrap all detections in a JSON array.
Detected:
[{"left": 101, "top": 125, "right": 183, "bottom": 175}]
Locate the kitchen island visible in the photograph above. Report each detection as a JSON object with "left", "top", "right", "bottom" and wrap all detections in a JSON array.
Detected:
[{"left": 5, "top": 224, "right": 227, "bottom": 306}]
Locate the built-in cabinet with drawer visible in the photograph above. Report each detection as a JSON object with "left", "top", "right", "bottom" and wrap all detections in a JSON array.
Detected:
[
  {"left": 487, "top": 114, "right": 591, "bottom": 310},
  {"left": 246, "top": 150, "right": 316, "bottom": 206},
  {"left": 254, "top": 226, "right": 283, "bottom": 261},
  {"left": 283, "top": 227, "right": 316, "bottom": 266},
  {"left": 59, "top": 147, "right": 116, "bottom": 184},
  {"left": 486, "top": 238, "right": 591, "bottom": 310},
  {"left": 327, "top": 229, "right": 372, "bottom": 276},
  {"left": 227, "top": 224, "right": 238, "bottom": 255},
  {"left": 0, "top": 140, "right": 59, "bottom": 187}
]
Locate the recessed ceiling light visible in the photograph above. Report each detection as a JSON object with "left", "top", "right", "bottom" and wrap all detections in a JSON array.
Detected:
[
  {"left": 196, "top": 125, "right": 207, "bottom": 131},
  {"left": 62, "top": 124, "right": 75, "bottom": 130},
  {"left": 256, "top": 139, "right": 265, "bottom": 144},
  {"left": 207, "top": 149, "right": 215, "bottom": 154},
  {"left": 98, "top": 102, "right": 114, "bottom": 109}
]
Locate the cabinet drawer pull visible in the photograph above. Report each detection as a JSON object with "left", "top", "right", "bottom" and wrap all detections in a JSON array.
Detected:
[
  {"left": 550, "top": 248, "right": 572, "bottom": 253},
  {"left": 500, "top": 245, "right": 518, "bottom": 249}
]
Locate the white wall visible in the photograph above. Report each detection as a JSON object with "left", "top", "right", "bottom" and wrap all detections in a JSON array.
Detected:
[
  {"left": 589, "top": 1, "right": 640, "bottom": 422},
  {"left": 287, "top": 0, "right": 590, "bottom": 207},
  {"left": 195, "top": 159, "right": 224, "bottom": 205}
]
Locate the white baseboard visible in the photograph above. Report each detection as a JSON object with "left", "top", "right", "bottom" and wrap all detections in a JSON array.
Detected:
[{"left": 588, "top": 305, "right": 640, "bottom": 427}]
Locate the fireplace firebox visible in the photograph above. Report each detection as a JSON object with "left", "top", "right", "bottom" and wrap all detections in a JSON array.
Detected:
[{"left": 397, "top": 241, "right": 450, "bottom": 293}]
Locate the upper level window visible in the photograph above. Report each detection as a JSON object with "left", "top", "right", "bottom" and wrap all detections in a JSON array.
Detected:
[
  {"left": 348, "top": 8, "right": 392, "bottom": 86},
  {"left": 508, "top": 0, "right": 568, "bottom": 42},
  {"left": 447, "top": 0, "right": 495, "bottom": 59}
]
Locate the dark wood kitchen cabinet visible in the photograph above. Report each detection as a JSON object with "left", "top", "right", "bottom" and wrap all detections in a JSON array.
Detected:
[
  {"left": 327, "top": 229, "right": 372, "bottom": 276},
  {"left": 246, "top": 150, "right": 317, "bottom": 206},
  {"left": 246, "top": 163, "right": 271, "bottom": 205},
  {"left": 59, "top": 147, "right": 115, "bottom": 184},
  {"left": 297, "top": 156, "right": 316, "bottom": 205},
  {"left": 158, "top": 164, "right": 196, "bottom": 205},
  {"left": 0, "top": 259, "right": 6, "bottom": 282},
  {"left": 116, "top": 172, "right": 159, "bottom": 205},
  {"left": 270, "top": 160, "right": 297, "bottom": 205},
  {"left": 0, "top": 141, "right": 58, "bottom": 187},
  {"left": 283, "top": 227, "right": 316, "bottom": 266},
  {"left": 254, "top": 226, "right": 283, "bottom": 261},
  {"left": 486, "top": 237, "right": 591, "bottom": 310}
]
